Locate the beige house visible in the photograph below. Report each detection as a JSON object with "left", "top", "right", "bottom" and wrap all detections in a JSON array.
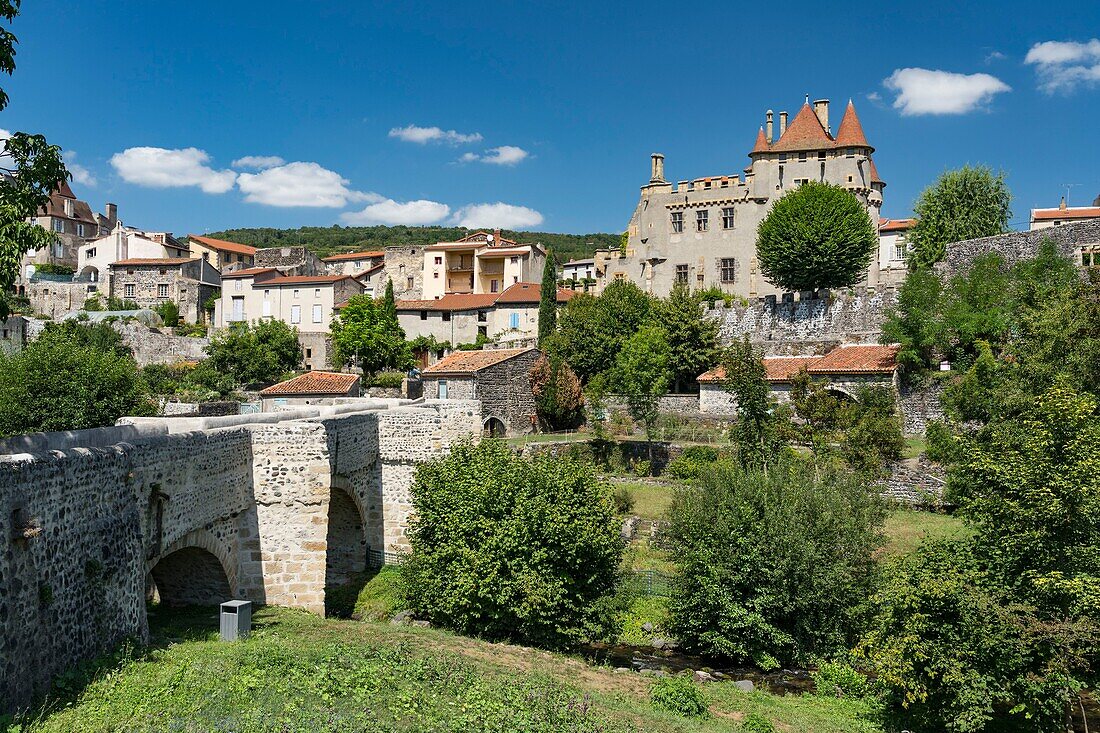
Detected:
[
  {"left": 878, "top": 218, "right": 914, "bottom": 285},
  {"left": 188, "top": 234, "right": 257, "bottom": 271},
  {"left": 259, "top": 371, "right": 361, "bottom": 411},
  {"left": 422, "top": 230, "right": 546, "bottom": 300},
  {"left": 78, "top": 222, "right": 189, "bottom": 283},
  {"left": 322, "top": 249, "right": 385, "bottom": 276},
  {"left": 1030, "top": 198, "right": 1100, "bottom": 230}
]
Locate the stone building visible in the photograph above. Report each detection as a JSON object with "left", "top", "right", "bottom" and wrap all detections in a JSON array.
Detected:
[
  {"left": 603, "top": 97, "right": 885, "bottom": 298},
  {"left": 107, "top": 257, "right": 221, "bottom": 323},
  {"left": 422, "top": 230, "right": 546, "bottom": 300},
  {"left": 78, "top": 222, "right": 191, "bottom": 283},
  {"left": 259, "top": 371, "right": 361, "bottom": 411},
  {"left": 421, "top": 347, "right": 540, "bottom": 436},
  {"left": 254, "top": 245, "right": 325, "bottom": 276},
  {"left": 23, "top": 181, "right": 115, "bottom": 270},
  {"left": 377, "top": 245, "right": 426, "bottom": 300},
  {"left": 878, "top": 218, "right": 914, "bottom": 283},
  {"left": 322, "top": 249, "right": 385, "bottom": 276},
  {"left": 188, "top": 234, "right": 257, "bottom": 271}
]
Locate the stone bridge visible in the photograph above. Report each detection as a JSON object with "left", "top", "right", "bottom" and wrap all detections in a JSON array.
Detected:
[{"left": 0, "top": 398, "right": 480, "bottom": 711}]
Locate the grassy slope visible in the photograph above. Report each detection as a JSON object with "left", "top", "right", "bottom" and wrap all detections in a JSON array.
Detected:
[
  {"left": 881, "top": 509, "right": 968, "bottom": 557},
  {"left": 21, "top": 606, "right": 880, "bottom": 733}
]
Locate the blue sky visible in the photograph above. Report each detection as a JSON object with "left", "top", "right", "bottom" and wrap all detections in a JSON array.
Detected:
[{"left": 4, "top": 0, "right": 1099, "bottom": 236}]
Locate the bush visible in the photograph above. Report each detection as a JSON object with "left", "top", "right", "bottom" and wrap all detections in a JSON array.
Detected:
[
  {"left": 174, "top": 322, "right": 207, "bottom": 338},
  {"left": 667, "top": 457, "right": 886, "bottom": 668},
  {"left": 367, "top": 371, "right": 406, "bottom": 389},
  {"left": 631, "top": 459, "right": 651, "bottom": 477},
  {"left": 611, "top": 486, "right": 635, "bottom": 515},
  {"left": 154, "top": 299, "right": 180, "bottom": 327},
  {"left": 740, "top": 712, "right": 776, "bottom": 733},
  {"left": 650, "top": 676, "right": 708, "bottom": 718},
  {"left": 205, "top": 320, "right": 301, "bottom": 387},
  {"left": 665, "top": 445, "right": 721, "bottom": 480},
  {"left": 811, "top": 661, "right": 871, "bottom": 699},
  {"left": 529, "top": 354, "right": 584, "bottom": 430},
  {"left": 403, "top": 440, "right": 624, "bottom": 648}
]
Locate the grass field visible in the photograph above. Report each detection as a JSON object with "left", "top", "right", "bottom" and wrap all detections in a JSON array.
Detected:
[
  {"left": 12, "top": 605, "right": 882, "bottom": 733},
  {"left": 881, "top": 508, "right": 968, "bottom": 556}
]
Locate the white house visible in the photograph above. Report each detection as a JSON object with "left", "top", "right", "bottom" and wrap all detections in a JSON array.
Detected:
[
  {"left": 78, "top": 222, "right": 190, "bottom": 283},
  {"left": 421, "top": 230, "right": 546, "bottom": 300}
]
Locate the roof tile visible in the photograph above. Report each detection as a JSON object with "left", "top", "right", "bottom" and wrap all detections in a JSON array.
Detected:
[
  {"left": 423, "top": 347, "right": 536, "bottom": 375},
  {"left": 259, "top": 371, "right": 361, "bottom": 396},
  {"left": 189, "top": 234, "right": 257, "bottom": 256},
  {"left": 807, "top": 344, "right": 899, "bottom": 374}
]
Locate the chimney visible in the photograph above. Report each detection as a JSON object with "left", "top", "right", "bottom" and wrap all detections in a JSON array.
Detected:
[
  {"left": 1059, "top": 196, "right": 1067, "bottom": 211},
  {"left": 766, "top": 110, "right": 774, "bottom": 144},
  {"left": 650, "top": 153, "right": 665, "bottom": 183},
  {"left": 813, "top": 99, "right": 830, "bottom": 134},
  {"left": 493, "top": 228, "right": 501, "bottom": 246},
  {"left": 105, "top": 202, "right": 117, "bottom": 226},
  {"left": 779, "top": 111, "right": 788, "bottom": 138}
]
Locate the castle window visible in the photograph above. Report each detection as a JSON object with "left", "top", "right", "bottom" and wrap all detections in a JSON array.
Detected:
[
  {"left": 434, "top": 256, "right": 442, "bottom": 265},
  {"left": 794, "top": 178, "right": 809, "bottom": 187},
  {"left": 614, "top": 273, "right": 625, "bottom": 281},
  {"left": 675, "top": 264, "right": 689, "bottom": 283},
  {"left": 52, "top": 219, "right": 64, "bottom": 233},
  {"left": 696, "top": 210, "right": 709, "bottom": 232},
  {"left": 407, "top": 276, "right": 414, "bottom": 289},
  {"left": 670, "top": 211, "right": 683, "bottom": 233},
  {"left": 722, "top": 207, "right": 735, "bottom": 229},
  {"left": 157, "top": 283, "right": 169, "bottom": 299},
  {"left": 124, "top": 283, "right": 135, "bottom": 298},
  {"left": 798, "top": 152, "right": 807, "bottom": 162},
  {"left": 442, "top": 311, "right": 451, "bottom": 322},
  {"left": 720, "top": 258, "right": 736, "bottom": 283},
  {"left": 778, "top": 153, "right": 787, "bottom": 164},
  {"left": 420, "top": 310, "right": 428, "bottom": 320},
  {"left": 818, "top": 151, "right": 827, "bottom": 161},
  {"left": 846, "top": 147, "right": 855, "bottom": 158}
]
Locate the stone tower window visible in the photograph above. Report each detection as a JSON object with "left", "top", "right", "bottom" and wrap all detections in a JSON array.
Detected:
[
  {"left": 720, "top": 258, "right": 736, "bottom": 283},
  {"left": 670, "top": 211, "right": 683, "bottom": 234},
  {"left": 722, "top": 208, "right": 735, "bottom": 229},
  {"left": 846, "top": 147, "right": 855, "bottom": 158},
  {"left": 675, "top": 264, "right": 689, "bottom": 283},
  {"left": 696, "top": 210, "right": 709, "bottom": 232},
  {"left": 798, "top": 152, "right": 807, "bottom": 162}
]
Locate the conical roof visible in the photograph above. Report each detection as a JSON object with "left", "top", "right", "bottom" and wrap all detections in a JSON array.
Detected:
[
  {"left": 834, "top": 100, "right": 870, "bottom": 149},
  {"left": 768, "top": 103, "right": 831, "bottom": 152},
  {"left": 751, "top": 127, "right": 769, "bottom": 154}
]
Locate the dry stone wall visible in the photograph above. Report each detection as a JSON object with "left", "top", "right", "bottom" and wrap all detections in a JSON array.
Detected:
[
  {"left": 940, "top": 219, "right": 1100, "bottom": 275},
  {"left": 0, "top": 398, "right": 480, "bottom": 712}
]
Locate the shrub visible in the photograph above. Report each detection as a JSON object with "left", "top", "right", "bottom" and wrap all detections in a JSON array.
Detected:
[
  {"left": 205, "top": 319, "right": 301, "bottom": 387},
  {"left": 631, "top": 459, "right": 651, "bottom": 477},
  {"left": 811, "top": 661, "right": 871, "bottom": 699},
  {"left": 174, "top": 322, "right": 207, "bottom": 338},
  {"left": 667, "top": 457, "right": 886, "bottom": 668},
  {"left": 529, "top": 354, "right": 584, "bottom": 430},
  {"left": 611, "top": 486, "right": 635, "bottom": 515},
  {"left": 154, "top": 299, "right": 180, "bottom": 326},
  {"left": 665, "top": 445, "right": 721, "bottom": 480},
  {"left": 367, "top": 371, "right": 406, "bottom": 389},
  {"left": 650, "top": 676, "right": 708, "bottom": 718},
  {"left": 403, "top": 440, "right": 624, "bottom": 648},
  {"left": 740, "top": 712, "right": 776, "bottom": 733}
]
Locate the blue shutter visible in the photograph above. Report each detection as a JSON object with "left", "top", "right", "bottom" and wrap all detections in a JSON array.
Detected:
[{"left": 510, "top": 312, "right": 519, "bottom": 329}]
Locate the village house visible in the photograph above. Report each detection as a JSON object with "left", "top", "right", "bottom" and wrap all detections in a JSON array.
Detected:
[
  {"left": 878, "top": 217, "right": 915, "bottom": 280},
  {"left": 561, "top": 258, "right": 597, "bottom": 290},
  {"left": 188, "top": 234, "right": 257, "bottom": 271},
  {"left": 322, "top": 250, "right": 385, "bottom": 276},
  {"left": 23, "top": 181, "right": 116, "bottom": 271},
  {"left": 107, "top": 257, "right": 221, "bottom": 324},
  {"left": 422, "top": 230, "right": 546, "bottom": 300},
  {"left": 78, "top": 221, "right": 190, "bottom": 283},
  {"left": 697, "top": 344, "right": 900, "bottom": 415},
  {"left": 421, "top": 347, "right": 541, "bottom": 436},
  {"left": 1030, "top": 196, "right": 1100, "bottom": 230},
  {"left": 603, "top": 97, "right": 886, "bottom": 298},
  {"left": 215, "top": 269, "right": 366, "bottom": 370},
  {"left": 259, "top": 370, "right": 362, "bottom": 411}
]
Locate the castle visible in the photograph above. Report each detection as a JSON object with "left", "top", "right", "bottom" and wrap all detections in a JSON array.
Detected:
[{"left": 599, "top": 97, "right": 887, "bottom": 298}]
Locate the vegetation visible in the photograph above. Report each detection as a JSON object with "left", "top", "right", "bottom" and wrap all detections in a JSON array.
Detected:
[
  {"left": 755, "top": 182, "right": 877, "bottom": 292},
  {"left": 612, "top": 325, "right": 671, "bottom": 459},
  {"left": 153, "top": 299, "right": 180, "bottom": 327},
  {"left": 330, "top": 294, "right": 412, "bottom": 375},
  {"left": 528, "top": 353, "right": 584, "bottom": 430},
  {"left": 721, "top": 337, "right": 782, "bottom": 469},
  {"left": 205, "top": 225, "right": 620, "bottom": 263},
  {"left": 205, "top": 319, "right": 301, "bottom": 386},
  {"left": 0, "top": 322, "right": 154, "bottom": 436},
  {"left": 659, "top": 282, "right": 720, "bottom": 392},
  {"left": 538, "top": 247, "right": 557, "bottom": 345},
  {"left": 0, "top": 0, "right": 68, "bottom": 319},
  {"left": 668, "top": 457, "right": 887, "bottom": 669},
  {"left": 906, "top": 165, "right": 1012, "bottom": 268},
  {"left": 550, "top": 279, "right": 655, "bottom": 383},
  {"left": 403, "top": 440, "right": 623, "bottom": 648},
  {"left": 650, "top": 675, "right": 709, "bottom": 718}
]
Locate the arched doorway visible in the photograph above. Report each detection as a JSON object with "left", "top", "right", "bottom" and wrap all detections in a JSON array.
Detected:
[
  {"left": 483, "top": 416, "right": 506, "bottom": 438},
  {"left": 149, "top": 546, "right": 232, "bottom": 607},
  {"left": 78, "top": 265, "right": 99, "bottom": 283},
  {"left": 325, "top": 487, "right": 367, "bottom": 589}
]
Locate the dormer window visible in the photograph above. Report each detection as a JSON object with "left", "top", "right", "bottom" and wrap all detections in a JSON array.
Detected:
[
  {"left": 846, "top": 147, "right": 855, "bottom": 158},
  {"left": 64, "top": 199, "right": 74, "bottom": 216},
  {"left": 798, "top": 152, "right": 807, "bottom": 162}
]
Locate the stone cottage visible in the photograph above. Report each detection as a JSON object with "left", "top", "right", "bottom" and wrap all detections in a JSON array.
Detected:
[
  {"left": 421, "top": 347, "right": 540, "bottom": 436},
  {"left": 259, "top": 371, "right": 361, "bottom": 411},
  {"left": 107, "top": 257, "right": 222, "bottom": 324}
]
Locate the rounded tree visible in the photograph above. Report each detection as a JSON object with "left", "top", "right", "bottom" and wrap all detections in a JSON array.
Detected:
[
  {"left": 755, "top": 181, "right": 877, "bottom": 292},
  {"left": 907, "top": 165, "right": 1012, "bottom": 269}
]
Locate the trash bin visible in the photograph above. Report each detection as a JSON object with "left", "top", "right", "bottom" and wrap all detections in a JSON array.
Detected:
[{"left": 220, "top": 600, "right": 252, "bottom": 641}]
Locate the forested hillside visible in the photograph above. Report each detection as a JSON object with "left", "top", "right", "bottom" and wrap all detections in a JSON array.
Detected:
[{"left": 205, "top": 225, "right": 620, "bottom": 263}]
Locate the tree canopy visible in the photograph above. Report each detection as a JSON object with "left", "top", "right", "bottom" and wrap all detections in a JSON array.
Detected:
[
  {"left": 755, "top": 181, "right": 877, "bottom": 292},
  {"left": 907, "top": 165, "right": 1012, "bottom": 268},
  {"left": 330, "top": 294, "right": 412, "bottom": 375},
  {"left": 612, "top": 325, "right": 671, "bottom": 447},
  {"left": 537, "top": 248, "right": 557, "bottom": 346},
  {"left": 205, "top": 319, "right": 302, "bottom": 386},
  {"left": 659, "top": 282, "right": 719, "bottom": 393}
]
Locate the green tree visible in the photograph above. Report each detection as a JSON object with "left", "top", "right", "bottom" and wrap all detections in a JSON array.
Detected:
[
  {"left": 907, "top": 165, "right": 1012, "bottom": 268},
  {"left": 551, "top": 280, "right": 653, "bottom": 383},
  {"left": 755, "top": 181, "right": 877, "bottom": 292},
  {"left": 528, "top": 353, "right": 584, "bottom": 430},
  {"left": 154, "top": 299, "right": 180, "bottom": 327},
  {"left": 382, "top": 278, "right": 396, "bottom": 321},
  {"left": 0, "top": 332, "right": 154, "bottom": 437},
  {"left": 38, "top": 319, "right": 130, "bottom": 356},
  {"left": 937, "top": 252, "right": 1014, "bottom": 366},
  {"left": 722, "top": 337, "right": 782, "bottom": 469},
  {"left": 668, "top": 457, "right": 886, "bottom": 668},
  {"left": 881, "top": 266, "right": 944, "bottom": 372},
  {"left": 0, "top": 1, "right": 69, "bottom": 318},
  {"left": 330, "top": 294, "right": 412, "bottom": 375},
  {"left": 538, "top": 248, "right": 557, "bottom": 346},
  {"left": 659, "top": 281, "right": 719, "bottom": 392},
  {"left": 205, "top": 319, "right": 301, "bottom": 386},
  {"left": 612, "top": 325, "right": 671, "bottom": 457},
  {"left": 403, "top": 440, "right": 623, "bottom": 649}
]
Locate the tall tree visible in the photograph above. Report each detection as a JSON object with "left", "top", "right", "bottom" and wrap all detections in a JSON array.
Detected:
[
  {"left": 660, "top": 281, "right": 719, "bottom": 392},
  {"left": 382, "top": 277, "right": 396, "bottom": 321},
  {"left": 330, "top": 294, "right": 412, "bottom": 375},
  {"left": 756, "top": 181, "right": 877, "bottom": 292},
  {"left": 0, "top": 0, "right": 69, "bottom": 318},
  {"left": 907, "top": 165, "right": 1012, "bottom": 269},
  {"left": 537, "top": 248, "right": 557, "bottom": 346},
  {"left": 551, "top": 280, "right": 653, "bottom": 383},
  {"left": 205, "top": 319, "right": 302, "bottom": 386},
  {"left": 881, "top": 266, "right": 944, "bottom": 373},
  {"left": 613, "top": 325, "right": 671, "bottom": 464},
  {"left": 723, "top": 336, "right": 782, "bottom": 470}
]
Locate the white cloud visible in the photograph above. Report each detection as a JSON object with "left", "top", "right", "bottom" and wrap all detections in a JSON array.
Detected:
[
  {"left": 884, "top": 68, "right": 1011, "bottom": 115},
  {"left": 63, "top": 151, "right": 96, "bottom": 187},
  {"left": 388, "top": 124, "right": 482, "bottom": 145},
  {"left": 237, "top": 161, "right": 374, "bottom": 207},
  {"left": 109, "top": 146, "right": 237, "bottom": 193},
  {"left": 984, "top": 50, "right": 1007, "bottom": 63},
  {"left": 452, "top": 202, "right": 543, "bottom": 229},
  {"left": 231, "top": 155, "right": 285, "bottom": 169},
  {"left": 1025, "top": 39, "right": 1100, "bottom": 93},
  {"left": 459, "top": 145, "right": 529, "bottom": 166},
  {"left": 341, "top": 198, "right": 451, "bottom": 226}
]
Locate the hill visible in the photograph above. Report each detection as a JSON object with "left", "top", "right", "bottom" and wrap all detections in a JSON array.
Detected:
[{"left": 204, "top": 225, "right": 621, "bottom": 263}]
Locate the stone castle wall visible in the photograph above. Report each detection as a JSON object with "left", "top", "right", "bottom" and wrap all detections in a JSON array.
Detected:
[
  {"left": 940, "top": 219, "right": 1100, "bottom": 275},
  {"left": 111, "top": 320, "right": 209, "bottom": 365},
  {"left": 0, "top": 399, "right": 480, "bottom": 711}
]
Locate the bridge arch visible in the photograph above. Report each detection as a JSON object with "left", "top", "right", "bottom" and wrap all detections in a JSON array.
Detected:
[
  {"left": 483, "top": 416, "right": 506, "bottom": 438},
  {"left": 325, "top": 484, "right": 368, "bottom": 590},
  {"left": 147, "top": 529, "right": 236, "bottom": 607}
]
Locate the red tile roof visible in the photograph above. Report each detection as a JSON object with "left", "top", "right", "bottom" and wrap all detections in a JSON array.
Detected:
[
  {"left": 751, "top": 127, "right": 769, "bottom": 154},
  {"left": 423, "top": 347, "right": 536, "bottom": 375},
  {"left": 698, "top": 356, "right": 821, "bottom": 384},
  {"left": 868, "top": 158, "right": 884, "bottom": 185},
  {"left": 1031, "top": 207, "right": 1100, "bottom": 221},
  {"left": 879, "top": 218, "right": 916, "bottom": 233},
  {"left": 767, "top": 103, "right": 831, "bottom": 153},
  {"left": 110, "top": 258, "right": 197, "bottom": 267},
  {"left": 395, "top": 283, "right": 573, "bottom": 312},
  {"left": 833, "top": 100, "right": 869, "bottom": 148},
  {"left": 807, "top": 344, "right": 899, "bottom": 374},
  {"left": 188, "top": 234, "right": 257, "bottom": 256},
  {"left": 322, "top": 250, "right": 385, "bottom": 262},
  {"left": 221, "top": 267, "right": 280, "bottom": 279},
  {"left": 260, "top": 371, "right": 361, "bottom": 396}
]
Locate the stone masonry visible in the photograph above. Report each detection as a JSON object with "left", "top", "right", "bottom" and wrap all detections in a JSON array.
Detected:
[{"left": 0, "top": 398, "right": 480, "bottom": 712}]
